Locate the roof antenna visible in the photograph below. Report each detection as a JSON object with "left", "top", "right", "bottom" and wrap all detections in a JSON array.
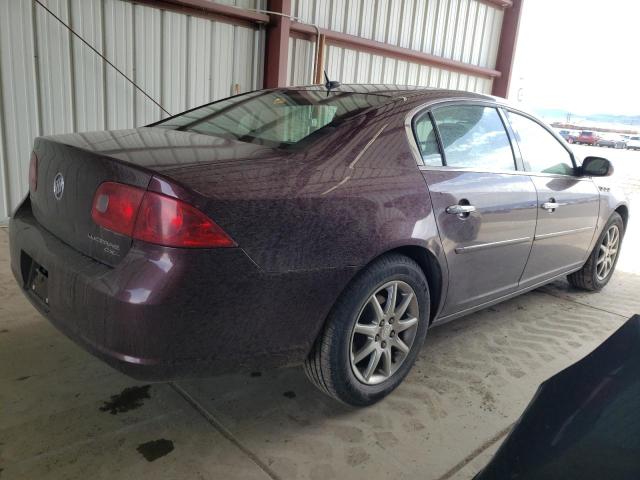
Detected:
[{"left": 324, "top": 70, "right": 341, "bottom": 96}]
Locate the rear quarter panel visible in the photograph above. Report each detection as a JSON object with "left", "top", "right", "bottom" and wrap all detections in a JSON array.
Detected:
[
  {"left": 132, "top": 101, "right": 451, "bottom": 354},
  {"left": 162, "top": 103, "right": 446, "bottom": 275}
]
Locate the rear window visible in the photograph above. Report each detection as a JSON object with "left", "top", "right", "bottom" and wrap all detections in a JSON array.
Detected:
[
  {"left": 631, "top": 136, "right": 640, "bottom": 140},
  {"left": 581, "top": 131, "right": 593, "bottom": 136},
  {"left": 154, "top": 90, "right": 388, "bottom": 148}
]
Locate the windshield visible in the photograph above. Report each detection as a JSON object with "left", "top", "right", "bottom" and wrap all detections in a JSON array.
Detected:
[{"left": 154, "top": 90, "right": 388, "bottom": 148}]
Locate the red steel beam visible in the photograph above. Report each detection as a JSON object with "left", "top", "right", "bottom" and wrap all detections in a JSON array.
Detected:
[
  {"left": 491, "top": 0, "right": 523, "bottom": 97},
  {"left": 159, "top": 0, "right": 269, "bottom": 24},
  {"left": 290, "top": 23, "right": 501, "bottom": 79},
  {"left": 263, "top": 0, "right": 291, "bottom": 88},
  {"left": 146, "top": 0, "right": 510, "bottom": 86}
]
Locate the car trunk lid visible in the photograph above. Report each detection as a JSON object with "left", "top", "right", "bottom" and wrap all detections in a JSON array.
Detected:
[
  {"left": 31, "top": 135, "right": 153, "bottom": 267},
  {"left": 29, "top": 128, "right": 285, "bottom": 266}
]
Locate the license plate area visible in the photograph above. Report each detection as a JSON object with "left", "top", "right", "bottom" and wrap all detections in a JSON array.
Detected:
[{"left": 24, "top": 253, "right": 49, "bottom": 306}]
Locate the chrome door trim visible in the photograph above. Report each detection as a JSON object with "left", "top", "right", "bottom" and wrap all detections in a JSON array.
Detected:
[
  {"left": 454, "top": 236, "right": 532, "bottom": 254},
  {"left": 534, "top": 226, "right": 594, "bottom": 241}
]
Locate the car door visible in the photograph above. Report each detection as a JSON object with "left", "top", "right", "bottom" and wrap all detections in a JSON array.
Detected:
[
  {"left": 504, "top": 110, "right": 600, "bottom": 288},
  {"left": 412, "top": 104, "right": 538, "bottom": 317}
]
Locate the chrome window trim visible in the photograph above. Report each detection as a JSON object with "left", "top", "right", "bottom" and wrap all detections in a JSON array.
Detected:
[
  {"left": 404, "top": 97, "right": 583, "bottom": 178},
  {"left": 416, "top": 165, "right": 594, "bottom": 180}
]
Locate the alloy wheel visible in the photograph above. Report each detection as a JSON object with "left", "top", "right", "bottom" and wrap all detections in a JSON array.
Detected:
[
  {"left": 596, "top": 225, "right": 620, "bottom": 281},
  {"left": 349, "top": 281, "right": 420, "bottom": 385}
]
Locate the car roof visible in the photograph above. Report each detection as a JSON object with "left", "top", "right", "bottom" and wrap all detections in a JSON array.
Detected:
[{"left": 288, "top": 84, "right": 495, "bottom": 102}]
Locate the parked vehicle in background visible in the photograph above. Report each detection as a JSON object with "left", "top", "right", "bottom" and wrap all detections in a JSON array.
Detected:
[
  {"left": 556, "top": 129, "right": 578, "bottom": 144},
  {"left": 8, "top": 86, "right": 629, "bottom": 406},
  {"left": 627, "top": 136, "right": 640, "bottom": 150},
  {"left": 597, "top": 133, "right": 627, "bottom": 149},
  {"left": 576, "top": 130, "right": 600, "bottom": 145}
]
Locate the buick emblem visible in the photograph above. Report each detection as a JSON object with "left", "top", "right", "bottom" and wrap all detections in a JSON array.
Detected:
[{"left": 53, "top": 173, "right": 65, "bottom": 200}]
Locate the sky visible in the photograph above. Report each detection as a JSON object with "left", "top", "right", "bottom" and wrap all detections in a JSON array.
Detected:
[{"left": 508, "top": 0, "right": 640, "bottom": 116}]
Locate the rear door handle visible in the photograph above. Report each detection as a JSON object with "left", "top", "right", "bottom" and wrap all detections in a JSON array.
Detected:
[
  {"left": 541, "top": 199, "right": 560, "bottom": 212},
  {"left": 446, "top": 204, "right": 476, "bottom": 216}
]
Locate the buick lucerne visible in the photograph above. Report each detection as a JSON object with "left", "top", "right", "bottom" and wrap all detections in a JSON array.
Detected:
[{"left": 9, "top": 86, "right": 628, "bottom": 406}]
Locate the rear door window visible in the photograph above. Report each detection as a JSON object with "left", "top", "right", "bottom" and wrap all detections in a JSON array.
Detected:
[{"left": 431, "top": 105, "right": 516, "bottom": 171}]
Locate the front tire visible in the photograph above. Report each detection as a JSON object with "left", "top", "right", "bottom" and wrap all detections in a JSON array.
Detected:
[
  {"left": 568, "top": 212, "right": 624, "bottom": 291},
  {"left": 304, "top": 254, "right": 430, "bottom": 406}
]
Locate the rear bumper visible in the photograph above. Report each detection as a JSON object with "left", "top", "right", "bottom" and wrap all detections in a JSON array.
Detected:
[{"left": 9, "top": 198, "right": 356, "bottom": 380}]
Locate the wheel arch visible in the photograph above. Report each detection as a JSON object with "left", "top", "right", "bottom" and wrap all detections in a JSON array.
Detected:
[
  {"left": 368, "top": 245, "right": 445, "bottom": 324},
  {"left": 615, "top": 204, "right": 629, "bottom": 230},
  {"left": 306, "top": 243, "right": 447, "bottom": 359}
]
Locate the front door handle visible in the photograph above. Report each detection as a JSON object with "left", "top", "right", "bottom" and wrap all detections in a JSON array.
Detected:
[{"left": 446, "top": 204, "right": 476, "bottom": 216}]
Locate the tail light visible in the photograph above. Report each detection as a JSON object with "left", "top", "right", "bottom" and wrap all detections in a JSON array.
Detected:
[
  {"left": 91, "top": 182, "right": 235, "bottom": 248},
  {"left": 92, "top": 182, "right": 145, "bottom": 236},
  {"left": 134, "top": 192, "right": 235, "bottom": 248},
  {"left": 29, "top": 152, "right": 38, "bottom": 192}
]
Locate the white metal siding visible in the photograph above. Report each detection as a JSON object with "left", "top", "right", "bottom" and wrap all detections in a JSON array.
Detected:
[
  {"left": 289, "top": 0, "right": 502, "bottom": 92},
  {"left": 291, "top": 0, "right": 503, "bottom": 68},
  {"left": 0, "top": 0, "right": 264, "bottom": 220},
  {"left": 289, "top": 40, "right": 492, "bottom": 94},
  {"left": 288, "top": 37, "right": 315, "bottom": 86}
]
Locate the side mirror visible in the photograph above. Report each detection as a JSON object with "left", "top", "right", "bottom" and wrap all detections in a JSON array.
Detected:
[{"left": 580, "top": 156, "right": 614, "bottom": 177}]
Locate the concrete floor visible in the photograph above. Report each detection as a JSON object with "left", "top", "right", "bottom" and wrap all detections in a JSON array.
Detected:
[{"left": 1, "top": 146, "right": 639, "bottom": 480}]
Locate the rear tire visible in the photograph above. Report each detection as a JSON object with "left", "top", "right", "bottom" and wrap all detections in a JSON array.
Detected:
[
  {"left": 304, "top": 254, "right": 430, "bottom": 406},
  {"left": 568, "top": 212, "right": 624, "bottom": 291}
]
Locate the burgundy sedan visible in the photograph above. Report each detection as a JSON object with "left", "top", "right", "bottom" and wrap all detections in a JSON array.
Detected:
[{"left": 9, "top": 86, "right": 628, "bottom": 406}]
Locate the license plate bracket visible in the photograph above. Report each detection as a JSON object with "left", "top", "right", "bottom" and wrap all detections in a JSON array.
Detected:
[{"left": 26, "top": 258, "right": 49, "bottom": 306}]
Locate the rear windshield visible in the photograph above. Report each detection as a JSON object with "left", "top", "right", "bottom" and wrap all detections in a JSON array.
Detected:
[
  {"left": 154, "top": 90, "right": 388, "bottom": 148},
  {"left": 581, "top": 131, "right": 593, "bottom": 136}
]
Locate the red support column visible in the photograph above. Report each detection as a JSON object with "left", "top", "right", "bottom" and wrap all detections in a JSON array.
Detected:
[
  {"left": 491, "top": 0, "right": 524, "bottom": 98},
  {"left": 264, "top": 0, "right": 291, "bottom": 88}
]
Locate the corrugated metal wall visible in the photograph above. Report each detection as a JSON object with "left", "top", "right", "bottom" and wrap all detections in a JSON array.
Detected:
[
  {"left": 0, "top": 0, "right": 264, "bottom": 221},
  {"left": 0, "top": 0, "right": 504, "bottom": 222},
  {"left": 289, "top": 0, "right": 503, "bottom": 93}
]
